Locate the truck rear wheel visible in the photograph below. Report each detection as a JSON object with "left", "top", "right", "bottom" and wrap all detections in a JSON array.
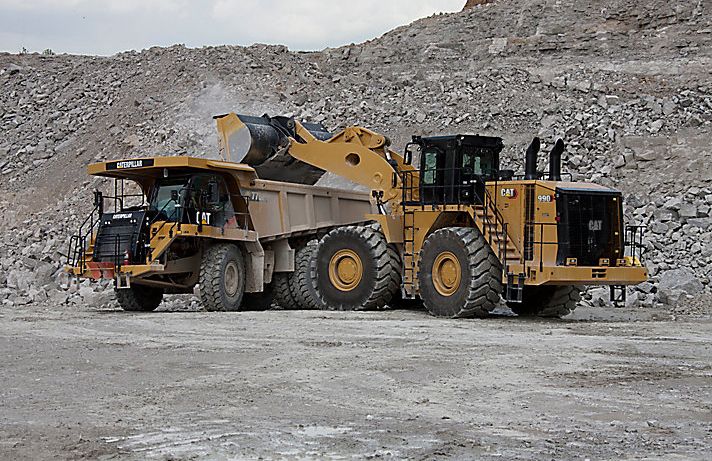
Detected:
[
  {"left": 418, "top": 227, "right": 502, "bottom": 318},
  {"left": 199, "top": 243, "right": 246, "bottom": 312},
  {"left": 312, "top": 225, "right": 399, "bottom": 310},
  {"left": 508, "top": 285, "right": 582, "bottom": 318},
  {"left": 114, "top": 285, "right": 164, "bottom": 312},
  {"left": 289, "top": 240, "right": 326, "bottom": 310},
  {"left": 273, "top": 273, "right": 298, "bottom": 309}
]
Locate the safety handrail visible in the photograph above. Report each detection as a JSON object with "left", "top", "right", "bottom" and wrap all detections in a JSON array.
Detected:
[
  {"left": 624, "top": 225, "right": 646, "bottom": 261},
  {"left": 524, "top": 221, "right": 559, "bottom": 271},
  {"left": 67, "top": 203, "right": 101, "bottom": 272}
]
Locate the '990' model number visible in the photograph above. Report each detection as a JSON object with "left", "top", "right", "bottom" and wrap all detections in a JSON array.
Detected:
[{"left": 537, "top": 195, "right": 552, "bottom": 203}]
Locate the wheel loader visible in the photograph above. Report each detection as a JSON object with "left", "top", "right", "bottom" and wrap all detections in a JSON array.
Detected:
[{"left": 66, "top": 112, "right": 647, "bottom": 317}]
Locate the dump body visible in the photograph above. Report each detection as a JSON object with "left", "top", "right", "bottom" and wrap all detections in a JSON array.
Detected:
[{"left": 243, "top": 179, "right": 374, "bottom": 241}]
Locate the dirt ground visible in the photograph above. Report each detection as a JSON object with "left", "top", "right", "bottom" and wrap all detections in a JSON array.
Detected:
[{"left": 1, "top": 303, "right": 711, "bottom": 460}]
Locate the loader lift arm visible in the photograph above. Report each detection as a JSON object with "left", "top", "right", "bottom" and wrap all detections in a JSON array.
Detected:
[
  {"left": 290, "top": 122, "right": 414, "bottom": 204},
  {"left": 215, "top": 112, "right": 416, "bottom": 205}
]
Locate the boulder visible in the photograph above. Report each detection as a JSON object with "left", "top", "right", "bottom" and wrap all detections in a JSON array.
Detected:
[{"left": 657, "top": 268, "right": 704, "bottom": 305}]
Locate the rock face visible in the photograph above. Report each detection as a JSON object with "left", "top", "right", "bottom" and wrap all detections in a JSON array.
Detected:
[{"left": 0, "top": 0, "right": 710, "bottom": 309}]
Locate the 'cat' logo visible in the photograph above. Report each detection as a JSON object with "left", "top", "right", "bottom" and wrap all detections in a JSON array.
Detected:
[
  {"left": 588, "top": 220, "right": 602, "bottom": 231},
  {"left": 500, "top": 188, "right": 517, "bottom": 199}
]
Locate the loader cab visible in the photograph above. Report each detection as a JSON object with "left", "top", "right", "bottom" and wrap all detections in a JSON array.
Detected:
[{"left": 411, "top": 135, "right": 504, "bottom": 205}]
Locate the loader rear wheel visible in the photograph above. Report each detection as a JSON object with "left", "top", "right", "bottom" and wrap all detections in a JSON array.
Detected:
[
  {"left": 114, "top": 285, "right": 164, "bottom": 312},
  {"left": 508, "top": 285, "right": 582, "bottom": 318},
  {"left": 289, "top": 240, "right": 326, "bottom": 310},
  {"left": 313, "top": 225, "right": 399, "bottom": 310},
  {"left": 272, "top": 273, "right": 299, "bottom": 309},
  {"left": 418, "top": 227, "right": 502, "bottom": 318},
  {"left": 199, "top": 243, "right": 246, "bottom": 312}
]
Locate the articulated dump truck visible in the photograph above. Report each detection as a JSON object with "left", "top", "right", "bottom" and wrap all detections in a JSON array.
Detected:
[{"left": 66, "top": 112, "right": 647, "bottom": 317}]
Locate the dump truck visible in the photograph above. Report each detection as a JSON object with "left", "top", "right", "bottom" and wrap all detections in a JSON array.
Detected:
[{"left": 67, "top": 112, "right": 647, "bottom": 317}]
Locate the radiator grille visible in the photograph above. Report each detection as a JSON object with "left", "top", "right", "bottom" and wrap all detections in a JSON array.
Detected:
[
  {"left": 556, "top": 190, "right": 623, "bottom": 266},
  {"left": 93, "top": 211, "right": 146, "bottom": 263}
]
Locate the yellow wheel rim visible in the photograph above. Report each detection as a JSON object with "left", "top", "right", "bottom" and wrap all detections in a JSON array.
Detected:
[
  {"left": 432, "top": 251, "right": 461, "bottom": 297},
  {"left": 329, "top": 249, "right": 363, "bottom": 292}
]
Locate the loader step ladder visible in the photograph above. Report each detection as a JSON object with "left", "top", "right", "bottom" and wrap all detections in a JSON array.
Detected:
[
  {"left": 402, "top": 209, "right": 417, "bottom": 298},
  {"left": 473, "top": 204, "right": 522, "bottom": 268},
  {"left": 505, "top": 272, "right": 526, "bottom": 303}
]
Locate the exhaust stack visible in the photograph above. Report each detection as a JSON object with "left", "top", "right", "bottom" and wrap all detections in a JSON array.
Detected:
[
  {"left": 548, "top": 139, "right": 565, "bottom": 181},
  {"left": 524, "top": 137, "right": 540, "bottom": 180}
]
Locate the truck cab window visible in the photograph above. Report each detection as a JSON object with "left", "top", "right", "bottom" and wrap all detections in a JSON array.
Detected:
[{"left": 149, "top": 178, "right": 186, "bottom": 221}]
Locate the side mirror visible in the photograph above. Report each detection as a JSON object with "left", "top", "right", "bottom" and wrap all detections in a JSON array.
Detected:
[{"left": 403, "top": 142, "right": 418, "bottom": 166}]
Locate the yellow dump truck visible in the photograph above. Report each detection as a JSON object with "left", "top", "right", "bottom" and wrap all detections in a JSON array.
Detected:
[{"left": 67, "top": 154, "right": 376, "bottom": 311}]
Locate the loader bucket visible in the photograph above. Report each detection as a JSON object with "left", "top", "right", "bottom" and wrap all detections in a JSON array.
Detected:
[{"left": 215, "top": 113, "right": 331, "bottom": 185}]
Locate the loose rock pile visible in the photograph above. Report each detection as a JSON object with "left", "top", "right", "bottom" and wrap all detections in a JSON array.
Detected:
[{"left": 0, "top": 0, "right": 710, "bottom": 312}]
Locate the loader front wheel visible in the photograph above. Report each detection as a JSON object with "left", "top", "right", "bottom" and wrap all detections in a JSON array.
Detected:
[
  {"left": 418, "top": 227, "right": 502, "bottom": 318},
  {"left": 115, "top": 284, "right": 164, "bottom": 312},
  {"left": 508, "top": 285, "right": 582, "bottom": 318},
  {"left": 199, "top": 243, "right": 246, "bottom": 311},
  {"left": 313, "top": 225, "right": 399, "bottom": 310}
]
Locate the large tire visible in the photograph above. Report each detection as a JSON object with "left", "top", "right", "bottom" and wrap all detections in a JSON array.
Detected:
[
  {"left": 312, "top": 225, "right": 399, "bottom": 310},
  {"left": 199, "top": 243, "right": 246, "bottom": 312},
  {"left": 385, "top": 244, "right": 402, "bottom": 303},
  {"left": 289, "top": 241, "right": 326, "bottom": 310},
  {"left": 241, "top": 283, "right": 274, "bottom": 311},
  {"left": 272, "top": 273, "right": 299, "bottom": 309},
  {"left": 114, "top": 284, "right": 164, "bottom": 312},
  {"left": 418, "top": 227, "right": 502, "bottom": 318},
  {"left": 508, "top": 285, "right": 582, "bottom": 318}
]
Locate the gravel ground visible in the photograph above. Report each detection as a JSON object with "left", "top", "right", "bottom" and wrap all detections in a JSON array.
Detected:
[{"left": 1, "top": 304, "right": 711, "bottom": 460}]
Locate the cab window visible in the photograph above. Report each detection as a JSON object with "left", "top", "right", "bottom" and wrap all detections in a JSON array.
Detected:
[
  {"left": 149, "top": 178, "right": 187, "bottom": 221},
  {"left": 422, "top": 149, "right": 439, "bottom": 185}
]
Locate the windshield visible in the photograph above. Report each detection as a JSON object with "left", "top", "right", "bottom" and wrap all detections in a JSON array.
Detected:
[
  {"left": 462, "top": 147, "right": 496, "bottom": 178},
  {"left": 149, "top": 178, "right": 187, "bottom": 220}
]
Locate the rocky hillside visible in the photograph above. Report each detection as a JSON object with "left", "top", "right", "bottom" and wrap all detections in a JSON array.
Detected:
[{"left": 0, "top": 0, "right": 710, "bottom": 309}]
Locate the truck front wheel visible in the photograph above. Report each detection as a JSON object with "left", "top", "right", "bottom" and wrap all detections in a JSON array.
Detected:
[
  {"left": 199, "top": 243, "right": 246, "bottom": 311},
  {"left": 115, "top": 284, "right": 164, "bottom": 312}
]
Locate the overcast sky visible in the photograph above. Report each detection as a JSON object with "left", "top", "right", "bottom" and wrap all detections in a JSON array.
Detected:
[{"left": 0, "top": 0, "right": 464, "bottom": 56}]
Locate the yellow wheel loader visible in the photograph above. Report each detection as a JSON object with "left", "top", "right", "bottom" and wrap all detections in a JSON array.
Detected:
[{"left": 67, "top": 112, "right": 647, "bottom": 317}]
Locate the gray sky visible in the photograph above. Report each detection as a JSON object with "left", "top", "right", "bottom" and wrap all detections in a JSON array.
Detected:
[{"left": 0, "top": 0, "right": 464, "bottom": 55}]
